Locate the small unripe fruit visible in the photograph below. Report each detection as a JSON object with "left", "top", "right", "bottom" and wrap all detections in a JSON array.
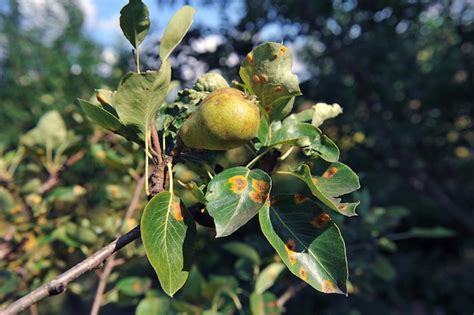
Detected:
[
  {"left": 179, "top": 88, "right": 260, "bottom": 150},
  {"left": 193, "top": 72, "right": 229, "bottom": 92}
]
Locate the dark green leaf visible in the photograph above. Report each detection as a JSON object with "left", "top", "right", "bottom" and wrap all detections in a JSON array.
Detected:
[
  {"left": 141, "top": 191, "right": 196, "bottom": 296},
  {"left": 77, "top": 99, "right": 142, "bottom": 144},
  {"left": 160, "top": 6, "right": 195, "bottom": 62},
  {"left": 120, "top": 0, "right": 150, "bottom": 49},
  {"left": 259, "top": 194, "right": 348, "bottom": 294},
  {"left": 206, "top": 167, "right": 272, "bottom": 237}
]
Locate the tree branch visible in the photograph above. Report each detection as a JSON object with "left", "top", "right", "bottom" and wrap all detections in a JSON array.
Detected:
[
  {"left": 276, "top": 282, "right": 306, "bottom": 310},
  {"left": 0, "top": 226, "right": 141, "bottom": 315},
  {"left": 90, "top": 175, "right": 145, "bottom": 315}
]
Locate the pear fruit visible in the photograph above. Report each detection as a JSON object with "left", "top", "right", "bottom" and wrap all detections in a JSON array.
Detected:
[{"left": 179, "top": 87, "right": 260, "bottom": 150}]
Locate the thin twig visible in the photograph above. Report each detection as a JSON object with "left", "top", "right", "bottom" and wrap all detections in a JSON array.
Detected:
[
  {"left": 90, "top": 176, "right": 145, "bottom": 315},
  {"left": 151, "top": 124, "right": 163, "bottom": 165},
  {"left": 276, "top": 282, "right": 306, "bottom": 310},
  {"left": 0, "top": 226, "right": 141, "bottom": 315}
]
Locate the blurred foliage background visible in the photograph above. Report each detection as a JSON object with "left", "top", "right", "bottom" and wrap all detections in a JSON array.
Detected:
[{"left": 0, "top": 0, "right": 473, "bottom": 314}]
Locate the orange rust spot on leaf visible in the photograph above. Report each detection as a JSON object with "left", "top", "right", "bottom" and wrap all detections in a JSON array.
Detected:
[
  {"left": 269, "top": 195, "right": 276, "bottom": 206},
  {"left": 322, "top": 280, "right": 338, "bottom": 293},
  {"left": 249, "top": 191, "right": 268, "bottom": 204},
  {"left": 172, "top": 200, "right": 184, "bottom": 221},
  {"left": 322, "top": 167, "right": 338, "bottom": 179},
  {"left": 274, "top": 85, "right": 283, "bottom": 92},
  {"left": 294, "top": 193, "right": 309, "bottom": 204},
  {"left": 261, "top": 74, "right": 269, "bottom": 83},
  {"left": 252, "top": 179, "right": 270, "bottom": 193},
  {"left": 284, "top": 239, "right": 298, "bottom": 264},
  {"left": 132, "top": 282, "right": 143, "bottom": 292},
  {"left": 338, "top": 204, "right": 348, "bottom": 212},
  {"left": 246, "top": 53, "right": 254, "bottom": 64},
  {"left": 252, "top": 74, "right": 261, "bottom": 85},
  {"left": 279, "top": 46, "right": 288, "bottom": 54},
  {"left": 228, "top": 175, "right": 247, "bottom": 194},
  {"left": 264, "top": 105, "right": 271, "bottom": 113},
  {"left": 310, "top": 212, "right": 331, "bottom": 228},
  {"left": 299, "top": 268, "right": 308, "bottom": 281},
  {"left": 272, "top": 53, "right": 279, "bottom": 60},
  {"left": 311, "top": 177, "right": 318, "bottom": 185}
]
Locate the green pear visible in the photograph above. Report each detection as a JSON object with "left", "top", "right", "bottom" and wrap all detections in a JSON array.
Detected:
[{"left": 179, "top": 87, "right": 260, "bottom": 150}]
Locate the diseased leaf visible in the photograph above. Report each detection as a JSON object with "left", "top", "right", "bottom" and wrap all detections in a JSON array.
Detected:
[
  {"left": 293, "top": 161, "right": 360, "bottom": 216},
  {"left": 206, "top": 167, "right": 272, "bottom": 237},
  {"left": 114, "top": 61, "right": 171, "bottom": 139},
  {"left": 141, "top": 191, "right": 196, "bottom": 296},
  {"left": 120, "top": 0, "right": 150, "bottom": 49},
  {"left": 255, "top": 262, "right": 286, "bottom": 294},
  {"left": 250, "top": 292, "right": 281, "bottom": 315},
  {"left": 267, "top": 120, "right": 340, "bottom": 162},
  {"left": 222, "top": 242, "right": 261, "bottom": 265},
  {"left": 259, "top": 194, "right": 348, "bottom": 294},
  {"left": 160, "top": 6, "right": 195, "bottom": 62},
  {"left": 240, "top": 42, "right": 301, "bottom": 121}
]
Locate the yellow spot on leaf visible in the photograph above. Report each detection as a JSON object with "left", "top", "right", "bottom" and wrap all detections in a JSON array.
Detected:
[
  {"left": 294, "top": 194, "right": 308, "bottom": 204},
  {"left": 252, "top": 74, "right": 261, "bottom": 85},
  {"left": 285, "top": 239, "right": 297, "bottom": 265},
  {"left": 172, "top": 200, "right": 184, "bottom": 221},
  {"left": 322, "top": 280, "right": 338, "bottom": 293},
  {"left": 311, "top": 177, "right": 318, "bottom": 185},
  {"left": 246, "top": 53, "right": 254, "bottom": 64},
  {"left": 228, "top": 175, "right": 247, "bottom": 194},
  {"left": 310, "top": 212, "right": 331, "bottom": 228},
  {"left": 337, "top": 204, "right": 348, "bottom": 212},
  {"left": 299, "top": 268, "right": 308, "bottom": 281},
  {"left": 322, "top": 167, "right": 338, "bottom": 179}
]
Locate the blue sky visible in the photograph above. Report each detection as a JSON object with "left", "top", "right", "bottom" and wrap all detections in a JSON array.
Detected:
[{"left": 84, "top": 0, "right": 244, "bottom": 47}]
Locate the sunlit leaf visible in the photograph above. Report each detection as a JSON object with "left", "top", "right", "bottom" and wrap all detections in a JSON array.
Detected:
[
  {"left": 250, "top": 292, "right": 281, "bottom": 315},
  {"left": 141, "top": 191, "right": 195, "bottom": 296},
  {"left": 21, "top": 111, "right": 67, "bottom": 149},
  {"left": 255, "top": 262, "right": 286, "bottom": 294},
  {"left": 267, "top": 120, "right": 339, "bottom": 162},
  {"left": 259, "top": 194, "right": 348, "bottom": 294},
  {"left": 136, "top": 296, "right": 171, "bottom": 315},
  {"left": 206, "top": 167, "right": 272, "bottom": 237},
  {"left": 160, "top": 6, "right": 195, "bottom": 62},
  {"left": 114, "top": 61, "right": 171, "bottom": 139},
  {"left": 120, "top": 0, "right": 150, "bottom": 49},
  {"left": 240, "top": 42, "right": 301, "bottom": 121}
]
